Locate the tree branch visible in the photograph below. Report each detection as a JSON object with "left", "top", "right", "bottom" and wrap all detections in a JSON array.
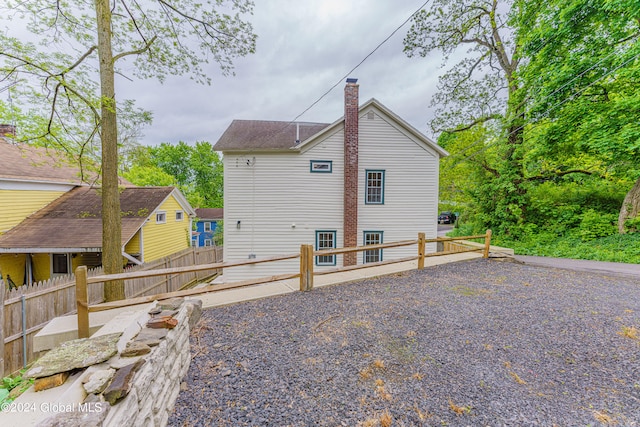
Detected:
[
  {"left": 113, "top": 35, "right": 158, "bottom": 62},
  {"left": 441, "top": 113, "right": 503, "bottom": 133},
  {"left": 524, "top": 169, "right": 595, "bottom": 183}
]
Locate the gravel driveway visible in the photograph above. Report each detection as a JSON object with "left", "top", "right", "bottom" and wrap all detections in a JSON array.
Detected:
[{"left": 168, "top": 259, "right": 640, "bottom": 426}]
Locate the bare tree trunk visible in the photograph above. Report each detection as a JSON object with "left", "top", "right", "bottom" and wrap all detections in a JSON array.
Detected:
[
  {"left": 95, "top": 0, "right": 124, "bottom": 301},
  {"left": 618, "top": 176, "right": 640, "bottom": 233}
]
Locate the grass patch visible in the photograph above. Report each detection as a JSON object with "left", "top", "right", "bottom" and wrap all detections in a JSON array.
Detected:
[
  {"left": 494, "top": 233, "right": 640, "bottom": 263},
  {"left": 448, "top": 398, "right": 471, "bottom": 416},
  {"left": 618, "top": 325, "right": 638, "bottom": 341}
]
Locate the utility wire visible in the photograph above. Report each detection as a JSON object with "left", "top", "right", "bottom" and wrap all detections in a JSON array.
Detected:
[
  {"left": 241, "top": 0, "right": 431, "bottom": 155},
  {"left": 290, "top": 0, "right": 431, "bottom": 123},
  {"left": 447, "top": 49, "right": 640, "bottom": 169}
]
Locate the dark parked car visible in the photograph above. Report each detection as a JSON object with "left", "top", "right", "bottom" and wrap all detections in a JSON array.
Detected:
[{"left": 438, "top": 211, "right": 456, "bottom": 224}]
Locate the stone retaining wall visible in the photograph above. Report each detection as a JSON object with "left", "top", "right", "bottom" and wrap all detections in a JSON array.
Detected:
[
  {"left": 36, "top": 298, "right": 202, "bottom": 427},
  {"left": 103, "top": 300, "right": 200, "bottom": 427}
]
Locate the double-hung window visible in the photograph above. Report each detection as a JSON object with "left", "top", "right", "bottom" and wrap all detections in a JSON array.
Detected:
[
  {"left": 316, "top": 230, "right": 336, "bottom": 266},
  {"left": 363, "top": 231, "right": 383, "bottom": 263},
  {"left": 365, "top": 170, "right": 385, "bottom": 204},
  {"left": 156, "top": 211, "right": 167, "bottom": 224}
]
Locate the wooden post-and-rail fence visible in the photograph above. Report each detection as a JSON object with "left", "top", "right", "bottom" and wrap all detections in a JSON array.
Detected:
[
  {"left": 2, "top": 246, "right": 220, "bottom": 377},
  {"left": 76, "top": 230, "right": 493, "bottom": 339}
]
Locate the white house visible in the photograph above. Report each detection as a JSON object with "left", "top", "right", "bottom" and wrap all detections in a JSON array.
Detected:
[{"left": 214, "top": 79, "right": 448, "bottom": 282}]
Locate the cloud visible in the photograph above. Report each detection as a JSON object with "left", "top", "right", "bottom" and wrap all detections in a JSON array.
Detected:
[{"left": 4, "top": 0, "right": 447, "bottom": 146}]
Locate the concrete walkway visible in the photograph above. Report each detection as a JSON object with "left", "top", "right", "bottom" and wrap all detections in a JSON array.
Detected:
[
  {"left": 515, "top": 255, "right": 640, "bottom": 279},
  {"left": 33, "top": 252, "right": 484, "bottom": 352},
  {"left": 196, "top": 252, "right": 483, "bottom": 309}
]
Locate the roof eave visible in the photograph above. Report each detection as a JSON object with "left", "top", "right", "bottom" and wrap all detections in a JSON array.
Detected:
[{"left": 0, "top": 247, "right": 103, "bottom": 253}]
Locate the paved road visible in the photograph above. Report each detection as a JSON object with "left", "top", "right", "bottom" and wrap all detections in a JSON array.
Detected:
[
  {"left": 514, "top": 255, "right": 640, "bottom": 279},
  {"left": 436, "top": 225, "right": 639, "bottom": 278},
  {"left": 437, "top": 224, "right": 453, "bottom": 237}
]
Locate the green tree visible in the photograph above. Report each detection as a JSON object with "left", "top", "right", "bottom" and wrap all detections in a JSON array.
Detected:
[
  {"left": 519, "top": 0, "right": 640, "bottom": 232},
  {"left": 404, "top": 0, "right": 529, "bottom": 235},
  {"left": 0, "top": 0, "right": 256, "bottom": 301},
  {"left": 123, "top": 165, "right": 176, "bottom": 187},
  {"left": 128, "top": 141, "right": 223, "bottom": 208}
]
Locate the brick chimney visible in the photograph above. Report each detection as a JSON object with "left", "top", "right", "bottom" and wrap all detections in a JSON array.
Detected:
[
  {"left": 0, "top": 124, "right": 16, "bottom": 139},
  {"left": 343, "top": 78, "right": 359, "bottom": 266}
]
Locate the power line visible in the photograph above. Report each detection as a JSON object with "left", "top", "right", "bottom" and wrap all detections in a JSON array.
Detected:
[
  {"left": 290, "top": 0, "right": 431, "bottom": 123},
  {"left": 242, "top": 0, "right": 431, "bottom": 155},
  {"left": 447, "top": 49, "right": 640, "bottom": 169}
]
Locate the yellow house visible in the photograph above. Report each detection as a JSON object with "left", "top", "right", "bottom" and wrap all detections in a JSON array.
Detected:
[
  {"left": 0, "top": 136, "right": 195, "bottom": 287},
  {"left": 0, "top": 186, "right": 195, "bottom": 287},
  {"left": 0, "top": 138, "right": 86, "bottom": 236}
]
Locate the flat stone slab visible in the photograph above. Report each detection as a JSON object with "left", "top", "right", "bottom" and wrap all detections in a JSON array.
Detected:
[
  {"left": 133, "top": 327, "right": 168, "bottom": 347},
  {"left": 83, "top": 368, "right": 116, "bottom": 394},
  {"left": 25, "top": 333, "right": 122, "bottom": 379},
  {"left": 158, "top": 297, "right": 184, "bottom": 310},
  {"left": 103, "top": 359, "right": 146, "bottom": 405},
  {"left": 121, "top": 341, "right": 151, "bottom": 357}
]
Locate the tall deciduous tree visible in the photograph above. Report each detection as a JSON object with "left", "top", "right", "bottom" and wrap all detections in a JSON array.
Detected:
[
  {"left": 519, "top": 0, "right": 640, "bottom": 233},
  {"left": 404, "top": 0, "right": 529, "bottom": 234},
  {"left": 0, "top": 0, "right": 256, "bottom": 300}
]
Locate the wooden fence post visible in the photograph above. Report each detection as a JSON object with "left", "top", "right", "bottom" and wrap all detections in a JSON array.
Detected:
[
  {"left": 76, "top": 266, "right": 90, "bottom": 339},
  {"left": 483, "top": 229, "right": 492, "bottom": 258},
  {"left": 300, "top": 244, "right": 314, "bottom": 291},
  {"left": 418, "top": 232, "right": 426, "bottom": 270}
]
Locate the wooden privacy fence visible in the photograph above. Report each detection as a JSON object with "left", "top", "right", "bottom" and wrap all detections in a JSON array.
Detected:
[
  {"left": 76, "top": 231, "right": 492, "bottom": 338},
  {"left": 2, "top": 246, "right": 221, "bottom": 377}
]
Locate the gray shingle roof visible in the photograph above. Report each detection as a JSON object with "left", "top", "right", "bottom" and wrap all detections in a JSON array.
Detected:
[
  {"left": 0, "top": 186, "right": 176, "bottom": 251},
  {"left": 0, "top": 139, "right": 88, "bottom": 184},
  {"left": 195, "top": 208, "right": 224, "bottom": 220},
  {"left": 213, "top": 120, "right": 331, "bottom": 151}
]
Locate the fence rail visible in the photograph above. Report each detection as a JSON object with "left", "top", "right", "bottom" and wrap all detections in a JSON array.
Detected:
[
  {"left": 2, "top": 246, "right": 221, "bottom": 376},
  {"left": 76, "top": 231, "right": 492, "bottom": 339}
]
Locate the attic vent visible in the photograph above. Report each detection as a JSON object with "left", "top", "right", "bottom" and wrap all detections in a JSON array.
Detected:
[{"left": 367, "top": 111, "right": 374, "bottom": 120}]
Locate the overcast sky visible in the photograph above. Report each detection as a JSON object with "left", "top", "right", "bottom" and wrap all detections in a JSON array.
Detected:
[
  {"left": 115, "top": 0, "right": 446, "bottom": 146},
  {"left": 2, "top": 1, "right": 448, "bottom": 147}
]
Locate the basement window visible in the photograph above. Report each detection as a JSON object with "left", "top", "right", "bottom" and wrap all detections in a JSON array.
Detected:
[
  {"left": 156, "top": 211, "right": 167, "bottom": 224},
  {"left": 315, "top": 230, "right": 336, "bottom": 266},
  {"left": 363, "top": 231, "right": 383, "bottom": 263}
]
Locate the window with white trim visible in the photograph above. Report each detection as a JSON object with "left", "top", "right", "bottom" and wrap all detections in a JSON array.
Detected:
[
  {"left": 204, "top": 239, "right": 213, "bottom": 246},
  {"left": 363, "top": 231, "right": 383, "bottom": 263},
  {"left": 175, "top": 210, "right": 184, "bottom": 221},
  {"left": 315, "top": 230, "right": 336, "bottom": 266},
  {"left": 156, "top": 211, "right": 166, "bottom": 224},
  {"left": 365, "top": 170, "right": 385, "bottom": 204},
  {"left": 204, "top": 222, "right": 211, "bottom": 232}
]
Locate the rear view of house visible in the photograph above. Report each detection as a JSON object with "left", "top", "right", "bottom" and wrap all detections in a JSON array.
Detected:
[{"left": 214, "top": 79, "right": 448, "bottom": 282}]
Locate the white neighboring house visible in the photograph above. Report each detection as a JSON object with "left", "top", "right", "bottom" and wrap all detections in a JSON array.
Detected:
[{"left": 214, "top": 79, "right": 448, "bottom": 282}]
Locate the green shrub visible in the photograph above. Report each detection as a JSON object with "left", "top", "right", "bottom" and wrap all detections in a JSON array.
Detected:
[{"left": 578, "top": 209, "right": 617, "bottom": 241}]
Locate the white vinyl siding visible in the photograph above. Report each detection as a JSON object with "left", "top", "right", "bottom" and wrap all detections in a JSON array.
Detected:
[
  {"left": 222, "top": 130, "right": 344, "bottom": 281},
  {"left": 221, "top": 105, "right": 440, "bottom": 282},
  {"left": 358, "top": 108, "right": 439, "bottom": 258}
]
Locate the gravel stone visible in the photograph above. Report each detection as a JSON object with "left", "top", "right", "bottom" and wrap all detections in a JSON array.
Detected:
[{"left": 168, "top": 259, "right": 640, "bottom": 426}]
